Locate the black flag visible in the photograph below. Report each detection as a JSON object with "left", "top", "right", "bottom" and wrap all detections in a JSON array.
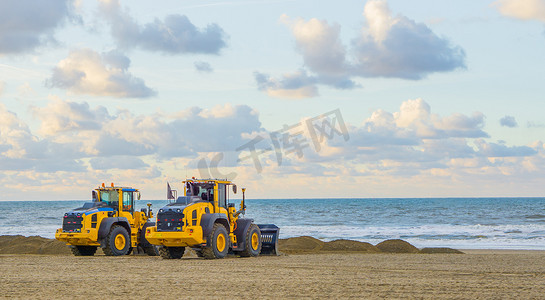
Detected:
[{"left": 167, "top": 182, "right": 175, "bottom": 200}]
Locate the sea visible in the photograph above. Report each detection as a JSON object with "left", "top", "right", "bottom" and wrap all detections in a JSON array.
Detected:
[{"left": 1, "top": 197, "right": 545, "bottom": 250}]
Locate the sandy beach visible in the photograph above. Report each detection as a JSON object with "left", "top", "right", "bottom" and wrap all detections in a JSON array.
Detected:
[
  {"left": 2, "top": 252, "right": 545, "bottom": 299},
  {"left": 1, "top": 236, "right": 544, "bottom": 299}
]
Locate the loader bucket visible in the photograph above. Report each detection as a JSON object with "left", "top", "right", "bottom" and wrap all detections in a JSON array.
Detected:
[{"left": 257, "top": 224, "right": 280, "bottom": 255}]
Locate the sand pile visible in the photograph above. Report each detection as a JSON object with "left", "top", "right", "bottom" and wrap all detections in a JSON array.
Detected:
[
  {"left": 278, "top": 236, "right": 324, "bottom": 253},
  {"left": 420, "top": 247, "right": 464, "bottom": 254},
  {"left": 278, "top": 237, "right": 463, "bottom": 254},
  {"left": 376, "top": 239, "right": 420, "bottom": 253},
  {"left": 0, "top": 235, "right": 71, "bottom": 255},
  {"left": 321, "top": 239, "right": 380, "bottom": 253},
  {"left": 0, "top": 235, "right": 462, "bottom": 256},
  {"left": 278, "top": 237, "right": 381, "bottom": 253}
]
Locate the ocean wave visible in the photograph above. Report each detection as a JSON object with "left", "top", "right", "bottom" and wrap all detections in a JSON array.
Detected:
[
  {"left": 525, "top": 214, "right": 545, "bottom": 219},
  {"left": 278, "top": 224, "right": 545, "bottom": 249},
  {"left": 3, "top": 198, "right": 545, "bottom": 249}
]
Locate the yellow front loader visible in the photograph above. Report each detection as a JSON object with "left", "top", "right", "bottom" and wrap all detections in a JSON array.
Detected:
[
  {"left": 145, "top": 178, "right": 279, "bottom": 259},
  {"left": 55, "top": 183, "right": 157, "bottom": 256}
]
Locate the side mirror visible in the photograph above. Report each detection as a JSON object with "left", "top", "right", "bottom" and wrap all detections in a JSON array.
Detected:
[
  {"left": 92, "top": 191, "right": 98, "bottom": 202},
  {"left": 232, "top": 185, "right": 237, "bottom": 194},
  {"left": 137, "top": 192, "right": 141, "bottom": 201}
]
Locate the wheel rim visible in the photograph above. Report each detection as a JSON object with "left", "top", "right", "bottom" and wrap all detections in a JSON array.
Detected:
[
  {"left": 115, "top": 233, "right": 126, "bottom": 250},
  {"left": 216, "top": 233, "right": 226, "bottom": 252},
  {"left": 251, "top": 232, "right": 259, "bottom": 250}
]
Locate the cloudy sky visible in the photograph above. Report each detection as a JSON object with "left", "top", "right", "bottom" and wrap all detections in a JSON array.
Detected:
[{"left": 1, "top": 0, "right": 545, "bottom": 200}]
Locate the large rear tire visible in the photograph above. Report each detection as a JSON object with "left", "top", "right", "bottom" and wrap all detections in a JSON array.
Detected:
[
  {"left": 70, "top": 246, "right": 97, "bottom": 256},
  {"left": 159, "top": 246, "right": 185, "bottom": 259},
  {"left": 239, "top": 223, "right": 261, "bottom": 257},
  {"left": 103, "top": 225, "right": 130, "bottom": 256},
  {"left": 202, "top": 223, "right": 229, "bottom": 259}
]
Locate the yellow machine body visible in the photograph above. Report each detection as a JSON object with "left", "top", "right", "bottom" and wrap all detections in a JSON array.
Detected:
[
  {"left": 145, "top": 179, "right": 236, "bottom": 247},
  {"left": 55, "top": 184, "right": 157, "bottom": 256},
  {"left": 145, "top": 178, "right": 272, "bottom": 259}
]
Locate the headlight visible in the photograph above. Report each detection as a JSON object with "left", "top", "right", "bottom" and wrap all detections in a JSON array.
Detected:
[
  {"left": 159, "top": 209, "right": 163, "bottom": 212},
  {"left": 176, "top": 209, "right": 181, "bottom": 212}
]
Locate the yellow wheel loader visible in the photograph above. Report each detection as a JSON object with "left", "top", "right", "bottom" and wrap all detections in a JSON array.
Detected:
[
  {"left": 55, "top": 183, "right": 157, "bottom": 256},
  {"left": 145, "top": 178, "right": 279, "bottom": 259}
]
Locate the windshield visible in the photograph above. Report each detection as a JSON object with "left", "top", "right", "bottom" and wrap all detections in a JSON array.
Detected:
[
  {"left": 187, "top": 183, "right": 214, "bottom": 201},
  {"left": 100, "top": 190, "right": 119, "bottom": 207}
]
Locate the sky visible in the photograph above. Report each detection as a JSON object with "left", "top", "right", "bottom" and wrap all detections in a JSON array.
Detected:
[{"left": 1, "top": 0, "right": 545, "bottom": 200}]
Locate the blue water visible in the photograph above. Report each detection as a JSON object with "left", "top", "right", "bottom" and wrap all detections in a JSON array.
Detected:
[{"left": 1, "top": 198, "right": 545, "bottom": 250}]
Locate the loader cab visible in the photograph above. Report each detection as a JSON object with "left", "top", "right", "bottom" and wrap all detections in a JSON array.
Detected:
[
  {"left": 183, "top": 179, "right": 232, "bottom": 210},
  {"left": 98, "top": 189, "right": 119, "bottom": 209},
  {"left": 186, "top": 182, "right": 215, "bottom": 203},
  {"left": 94, "top": 184, "right": 140, "bottom": 215}
]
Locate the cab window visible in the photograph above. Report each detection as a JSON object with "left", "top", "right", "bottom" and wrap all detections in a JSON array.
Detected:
[
  {"left": 122, "top": 191, "right": 133, "bottom": 212},
  {"left": 192, "top": 183, "right": 214, "bottom": 201},
  {"left": 218, "top": 184, "right": 226, "bottom": 208},
  {"left": 100, "top": 190, "right": 118, "bottom": 208}
]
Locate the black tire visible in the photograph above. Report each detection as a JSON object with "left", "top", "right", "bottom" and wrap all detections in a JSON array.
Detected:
[
  {"left": 143, "top": 245, "right": 159, "bottom": 256},
  {"left": 239, "top": 223, "right": 262, "bottom": 257},
  {"left": 102, "top": 225, "right": 131, "bottom": 256},
  {"left": 70, "top": 246, "right": 97, "bottom": 256},
  {"left": 139, "top": 222, "right": 159, "bottom": 256},
  {"left": 159, "top": 246, "right": 185, "bottom": 259},
  {"left": 202, "top": 223, "right": 229, "bottom": 259}
]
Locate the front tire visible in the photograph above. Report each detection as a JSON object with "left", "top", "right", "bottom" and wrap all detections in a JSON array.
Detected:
[
  {"left": 140, "top": 222, "right": 158, "bottom": 256},
  {"left": 240, "top": 224, "right": 261, "bottom": 257},
  {"left": 202, "top": 223, "right": 229, "bottom": 259},
  {"left": 103, "top": 225, "right": 130, "bottom": 256},
  {"left": 159, "top": 246, "right": 185, "bottom": 259},
  {"left": 70, "top": 246, "right": 97, "bottom": 256}
]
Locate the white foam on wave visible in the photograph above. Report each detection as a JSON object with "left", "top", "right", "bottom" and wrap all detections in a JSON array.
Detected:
[{"left": 279, "top": 224, "right": 545, "bottom": 249}]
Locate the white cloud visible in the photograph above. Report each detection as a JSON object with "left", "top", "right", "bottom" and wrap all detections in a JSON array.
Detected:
[
  {"left": 385, "top": 98, "right": 487, "bottom": 139},
  {"left": 0, "top": 103, "right": 86, "bottom": 172},
  {"left": 254, "top": 70, "right": 319, "bottom": 99},
  {"left": 194, "top": 61, "right": 213, "bottom": 73},
  {"left": 2, "top": 98, "right": 545, "bottom": 199},
  {"left": 98, "top": 0, "right": 227, "bottom": 54},
  {"left": 256, "top": 0, "right": 465, "bottom": 98},
  {"left": 500, "top": 115, "right": 518, "bottom": 128},
  {"left": 46, "top": 49, "right": 156, "bottom": 98},
  {"left": 213, "top": 99, "right": 496, "bottom": 182},
  {"left": 354, "top": 0, "right": 466, "bottom": 79},
  {"left": 527, "top": 121, "right": 545, "bottom": 128},
  {"left": 17, "top": 82, "right": 36, "bottom": 99},
  {"left": 31, "top": 99, "right": 263, "bottom": 160},
  {"left": 0, "top": 103, "right": 35, "bottom": 160},
  {"left": 0, "top": 81, "right": 4, "bottom": 96},
  {"left": 494, "top": 0, "right": 545, "bottom": 22},
  {"left": 475, "top": 140, "right": 536, "bottom": 157},
  {"left": 0, "top": 0, "right": 77, "bottom": 54},
  {"left": 89, "top": 156, "right": 149, "bottom": 170},
  {"left": 31, "top": 97, "right": 110, "bottom": 136},
  {"left": 280, "top": 14, "right": 347, "bottom": 75}
]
